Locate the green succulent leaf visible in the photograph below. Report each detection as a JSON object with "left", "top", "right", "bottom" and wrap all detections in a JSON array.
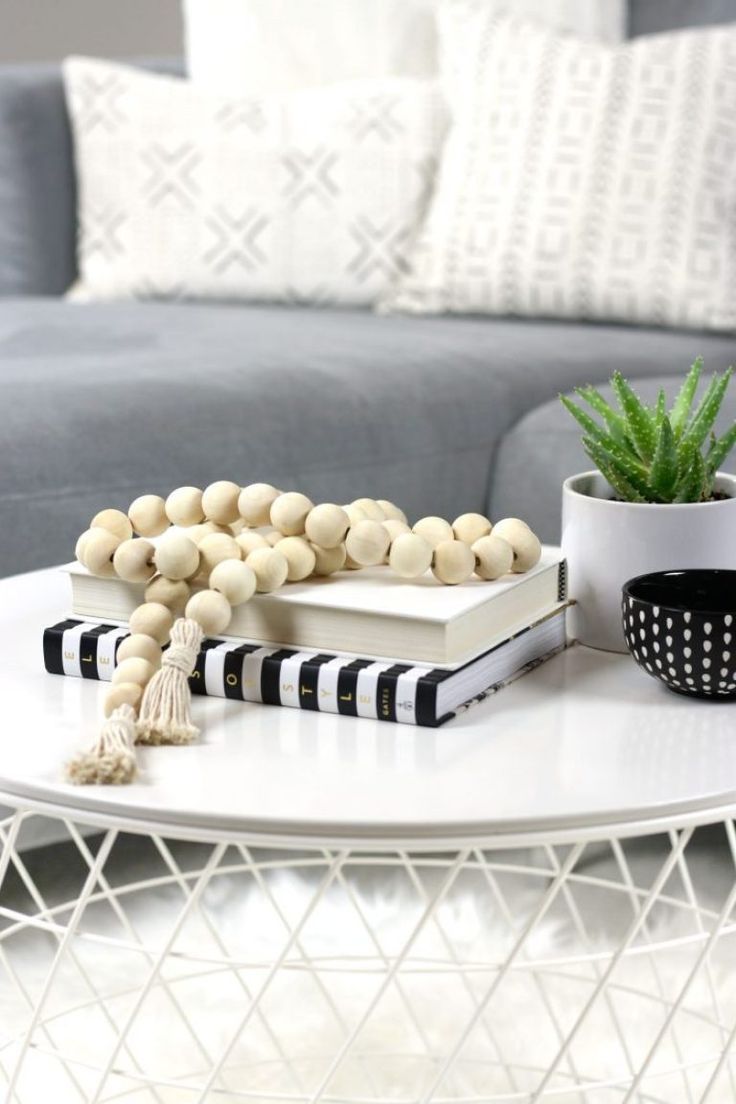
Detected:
[
  {"left": 560, "top": 361, "right": 734, "bottom": 504},
  {"left": 706, "top": 420, "right": 736, "bottom": 474},
  {"left": 574, "top": 386, "right": 629, "bottom": 444},
  {"left": 581, "top": 438, "right": 647, "bottom": 502},
  {"left": 559, "top": 395, "right": 632, "bottom": 457},
  {"left": 674, "top": 446, "right": 707, "bottom": 503},
  {"left": 649, "top": 417, "right": 679, "bottom": 499},
  {"left": 682, "top": 367, "right": 733, "bottom": 451},
  {"left": 611, "top": 372, "right": 657, "bottom": 462},
  {"left": 669, "top": 357, "right": 703, "bottom": 437},
  {"left": 582, "top": 436, "right": 654, "bottom": 500}
]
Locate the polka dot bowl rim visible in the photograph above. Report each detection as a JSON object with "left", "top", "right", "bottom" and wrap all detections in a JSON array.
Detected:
[{"left": 622, "top": 569, "right": 736, "bottom": 619}]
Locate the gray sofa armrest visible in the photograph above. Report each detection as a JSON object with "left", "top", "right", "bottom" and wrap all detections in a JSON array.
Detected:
[
  {"left": 0, "top": 63, "right": 77, "bottom": 296},
  {"left": 0, "top": 58, "right": 185, "bottom": 298}
]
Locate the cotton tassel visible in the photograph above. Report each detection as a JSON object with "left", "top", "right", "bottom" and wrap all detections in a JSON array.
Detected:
[
  {"left": 136, "top": 617, "right": 204, "bottom": 745},
  {"left": 66, "top": 704, "right": 139, "bottom": 785}
]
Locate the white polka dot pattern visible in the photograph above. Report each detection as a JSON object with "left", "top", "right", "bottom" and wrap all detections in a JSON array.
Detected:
[{"left": 623, "top": 596, "right": 736, "bottom": 697}]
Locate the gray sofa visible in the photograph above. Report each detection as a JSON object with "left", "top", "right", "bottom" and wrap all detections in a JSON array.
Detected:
[{"left": 2, "top": 0, "right": 736, "bottom": 578}]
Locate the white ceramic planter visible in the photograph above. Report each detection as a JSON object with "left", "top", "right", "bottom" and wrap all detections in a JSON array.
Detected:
[{"left": 561, "top": 471, "right": 736, "bottom": 652}]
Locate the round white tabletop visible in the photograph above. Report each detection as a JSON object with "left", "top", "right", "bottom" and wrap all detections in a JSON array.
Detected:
[{"left": 2, "top": 568, "right": 735, "bottom": 847}]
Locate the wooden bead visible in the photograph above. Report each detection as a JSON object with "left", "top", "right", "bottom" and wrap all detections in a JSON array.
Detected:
[
  {"left": 276, "top": 537, "right": 316, "bottom": 582},
  {"left": 344, "top": 551, "right": 362, "bottom": 570},
  {"left": 304, "top": 503, "right": 350, "bottom": 549},
  {"left": 75, "top": 528, "right": 95, "bottom": 565},
  {"left": 389, "top": 532, "right": 433, "bottom": 578},
  {"left": 472, "top": 535, "right": 514, "bottom": 580},
  {"left": 350, "top": 497, "right": 385, "bottom": 521},
  {"left": 104, "top": 682, "right": 142, "bottom": 717},
  {"left": 144, "top": 575, "right": 191, "bottom": 613},
  {"left": 209, "top": 559, "right": 257, "bottom": 605},
  {"left": 382, "top": 519, "right": 411, "bottom": 544},
  {"left": 452, "top": 513, "right": 492, "bottom": 545},
  {"left": 238, "top": 483, "right": 281, "bottom": 527},
  {"left": 128, "top": 494, "right": 169, "bottom": 537},
  {"left": 154, "top": 534, "right": 200, "bottom": 581},
  {"left": 83, "top": 528, "right": 120, "bottom": 577},
  {"left": 197, "top": 533, "right": 241, "bottom": 577},
  {"left": 264, "top": 529, "right": 284, "bottom": 547},
  {"left": 92, "top": 508, "right": 133, "bottom": 542},
  {"left": 229, "top": 518, "right": 245, "bottom": 536},
  {"left": 112, "top": 656, "right": 155, "bottom": 687},
  {"left": 412, "top": 516, "right": 454, "bottom": 550},
  {"left": 345, "top": 520, "right": 391, "bottom": 566},
  {"left": 117, "top": 633, "right": 162, "bottom": 668},
  {"left": 491, "top": 519, "right": 541, "bottom": 572},
  {"left": 344, "top": 503, "right": 370, "bottom": 526},
  {"left": 376, "top": 500, "right": 408, "bottom": 524},
  {"left": 113, "top": 538, "right": 156, "bottom": 583},
  {"left": 129, "top": 602, "right": 173, "bottom": 644},
  {"left": 185, "top": 590, "right": 232, "bottom": 635},
  {"left": 310, "top": 542, "right": 347, "bottom": 575},
  {"left": 432, "top": 539, "right": 475, "bottom": 585},
  {"left": 236, "top": 531, "right": 270, "bottom": 557},
  {"left": 270, "top": 492, "right": 314, "bottom": 536},
  {"left": 382, "top": 520, "right": 411, "bottom": 564},
  {"left": 246, "top": 547, "right": 289, "bottom": 592},
  {"left": 189, "top": 522, "right": 232, "bottom": 544},
  {"left": 165, "top": 486, "right": 204, "bottom": 527},
  {"left": 494, "top": 517, "right": 531, "bottom": 531},
  {"left": 202, "top": 480, "right": 241, "bottom": 525}
]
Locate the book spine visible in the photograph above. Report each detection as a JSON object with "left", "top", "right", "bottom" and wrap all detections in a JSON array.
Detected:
[{"left": 43, "top": 621, "right": 438, "bottom": 726}]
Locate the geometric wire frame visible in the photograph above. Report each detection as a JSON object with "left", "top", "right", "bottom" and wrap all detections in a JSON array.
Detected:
[{"left": 1, "top": 808, "right": 735, "bottom": 1103}]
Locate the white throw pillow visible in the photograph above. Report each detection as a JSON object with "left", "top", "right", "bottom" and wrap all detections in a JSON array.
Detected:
[
  {"left": 386, "top": 12, "right": 736, "bottom": 331},
  {"left": 183, "top": 0, "right": 626, "bottom": 94},
  {"left": 63, "top": 58, "right": 447, "bottom": 305}
]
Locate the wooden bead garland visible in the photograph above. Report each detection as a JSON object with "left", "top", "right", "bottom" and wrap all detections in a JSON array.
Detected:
[
  {"left": 304, "top": 503, "right": 350, "bottom": 549},
  {"left": 165, "top": 486, "right": 204, "bottom": 527},
  {"left": 92, "top": 508, "right": 133, "bottom": 543},
  {"left": 202, "top": 481, "right": 241, "bottom": 525},
  {"left": 128, "top": 494, "right": 169, "bottom": 537},
  {"left": 276, "top": 537, "right": 317, "bottom": 582},
  {"left": 144, "top": 575, "right": 191, "bottom": 614},
  {"left": 270, "top": 492, "right": 314, "bottom": 536},
  {"left": 412, "top": 516, "right": 454, "bottom": 549},
  {"left": 66, "top": 484, "right": 541, "bottom": 787},
  {"left": 431, "top": 539, "right": 476, "bottom": 585},
  {"left": 246, "top": 547, "right": 289, "bottom": 592},
  {"left": 113, "top": 538, "right": 156, "bottom": 583}
]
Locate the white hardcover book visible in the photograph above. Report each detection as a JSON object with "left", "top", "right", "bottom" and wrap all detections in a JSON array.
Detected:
[{"left": 64, "top": 547, "right": 567, "bottom": 665}]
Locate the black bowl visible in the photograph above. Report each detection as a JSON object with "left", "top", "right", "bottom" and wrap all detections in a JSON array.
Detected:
[{"left": 622, "top": 570, "right": 736, "bottom": 699}]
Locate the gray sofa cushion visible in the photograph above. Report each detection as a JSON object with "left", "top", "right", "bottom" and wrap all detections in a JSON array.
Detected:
[
  {"left": 0, "top": 65, "right": 77, "bottom": 296},
  {"left": 490, "top": 375, "right": 736, "bottom": 544},
  {"left": 2, "top": 298, "right": 735, "bottom": 577},
  {"left": 631, "top": 0, "right": 736, "bottom": 35}
]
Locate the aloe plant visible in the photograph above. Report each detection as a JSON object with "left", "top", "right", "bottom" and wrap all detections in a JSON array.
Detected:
[{"left": 560, "top": 359, "right": 736, "bottom": 503}]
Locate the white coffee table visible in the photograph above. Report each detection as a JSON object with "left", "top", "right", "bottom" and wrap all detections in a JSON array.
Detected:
[{"left": 1, "top": 567, "right": 735, "bottom": 1103}]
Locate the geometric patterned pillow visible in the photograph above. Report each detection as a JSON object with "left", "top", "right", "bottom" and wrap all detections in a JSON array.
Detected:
[
  {"left": 385, "top": 10, "right": 736, "bottom": 332},
  {"left": 63, "top": 57, "right": 447, "bottom": 305}
]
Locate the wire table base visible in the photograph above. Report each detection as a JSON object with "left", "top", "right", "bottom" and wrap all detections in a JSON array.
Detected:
[{"left": 1, "top": 809, "right": 735, "bottom": 1103}]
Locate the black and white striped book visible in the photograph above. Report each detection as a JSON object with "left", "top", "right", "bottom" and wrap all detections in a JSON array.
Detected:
[{"left": 43, "top": 606, "right": 568, "bottom": 728}]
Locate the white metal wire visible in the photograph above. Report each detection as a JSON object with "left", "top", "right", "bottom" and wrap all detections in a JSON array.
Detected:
[{"left": 0, "top": 809, "right": 735, "bottom": 1102}]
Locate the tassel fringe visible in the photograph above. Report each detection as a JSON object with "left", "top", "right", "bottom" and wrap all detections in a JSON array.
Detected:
[
  {"left": 136, "top": 617, "right": 203, "bottom": 745},
  {"left": 66, "top": 704, "right": 138, "bottom": 785}
]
